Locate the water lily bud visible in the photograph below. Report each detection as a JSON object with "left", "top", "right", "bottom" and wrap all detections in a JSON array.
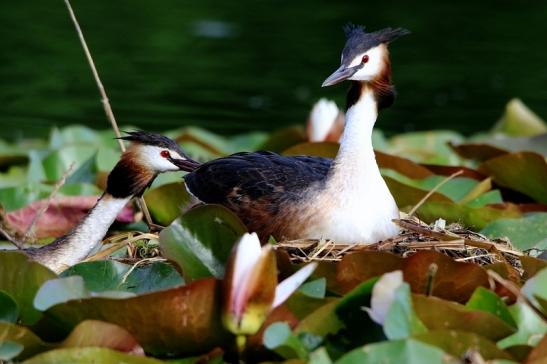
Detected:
[
  {"left": 307, "top": 98, "right": 345, "bottom": 142},
  {"left": 222, "top": 233, "right": 277, "bottom": 335}
]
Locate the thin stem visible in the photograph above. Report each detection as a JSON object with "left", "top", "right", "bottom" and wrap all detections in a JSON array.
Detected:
[
  {"left": 63, "top": 0, "right": 153, "bottom": 227},
  {"left": 408, "top": 170, "right": 463, "bottom": 217}
]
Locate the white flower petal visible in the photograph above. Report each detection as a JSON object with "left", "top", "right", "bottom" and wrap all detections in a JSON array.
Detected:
[{"left": 273, "top": 262, "right": 318, "bottom": 308}]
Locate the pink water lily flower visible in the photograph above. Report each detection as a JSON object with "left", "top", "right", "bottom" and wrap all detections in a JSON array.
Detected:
[{"left": 222, "top": 232, "right": 317, "bottom": 336}]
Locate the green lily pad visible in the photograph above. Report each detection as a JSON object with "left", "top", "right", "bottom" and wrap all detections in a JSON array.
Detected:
[
  {"left": 264, "top": 322, "right": 310, "bottom": 360},
  {"left": 0, "top": 290, "right": 19, "bottom": 323},
  {"left": 465, "top": 287, "right": 516, "bottom": 327},
  {"left": 480, "top": 213, "right": 547, "bottom": 253},
  {"left": 337, "top": 338, "right": 457, "bottom": 364},
  {"left": 0, "top": 341, "right": 23, "bottom": 361},
  {"left": 498, "top": 302, "right": 547, "bottom": 348},
  {"left": 60, "top": 260, "right": 183, "bottom": 294},
  {"left": 144, "top": 182, "right": 193, "bottom": 226},
  {"left": 0, "top": 251, "right": 57, "bottom": 325},
  {"left": 383, "top": 284, "right": 427, "bottom": 339},
  {"left": 160, "top": 204, "right": 247, "bottom": 282},
  {"left": 387, "top": 130, "right": 464, "bottom": 165},
  {"left": 295, "top": 299, "right": 344, "bottom": 337}
]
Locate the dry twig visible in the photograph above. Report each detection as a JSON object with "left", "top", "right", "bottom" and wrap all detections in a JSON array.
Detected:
[
  {"left": 24, "top": 163, "right": 75, "bottom": 242},
  {"left": 63, "top": 0, "right": 154, "bottom": 227}
]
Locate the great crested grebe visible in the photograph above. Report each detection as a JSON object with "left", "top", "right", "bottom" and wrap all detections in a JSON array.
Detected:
[
  {"left": 176, "top": 24, "right": 409, "bottom": 243},
  {"left": 23, "top": 131, "right": 197, "bottom": 273}
]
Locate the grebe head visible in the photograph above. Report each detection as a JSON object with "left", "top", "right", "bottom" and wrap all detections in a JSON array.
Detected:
[
  {"left": 322, "top": 24, "right": 409, "bottom": 87},
  {"left": 119, "top": 131, "right": 195, "bottom": 172}
]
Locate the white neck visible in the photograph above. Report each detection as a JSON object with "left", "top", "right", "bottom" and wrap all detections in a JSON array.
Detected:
[
  {"left": 315, "top": 85, "right": 399, "bottom": 243},
  {"left": 331, "top": 87, "right": 379, "bottom": 184},
  {"left": 34, "top": 194, "right": 131, "bottom": 272}
]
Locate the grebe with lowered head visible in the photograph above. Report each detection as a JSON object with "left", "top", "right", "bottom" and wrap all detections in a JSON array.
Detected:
[
  {"left": 176, "top": 25, "right": 409, "bottom": 243},
  {"left": 23, "top": 131, "right": 197, "bottom": 273}
]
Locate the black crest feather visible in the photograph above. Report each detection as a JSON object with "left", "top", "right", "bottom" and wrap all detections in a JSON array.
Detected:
[
  {"left": 341, "top": 24, "right": 410, "bottom": 65},
  {"left": 119, "top": 131, "right": 188, "bottom": 157}
]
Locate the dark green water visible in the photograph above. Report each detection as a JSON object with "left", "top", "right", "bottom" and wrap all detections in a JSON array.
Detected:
[{"left": 1, "top": 0, "right": 546, "bottom": 139}]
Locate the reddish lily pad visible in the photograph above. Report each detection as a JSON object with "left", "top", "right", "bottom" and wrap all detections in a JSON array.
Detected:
[
  {"left": 6, "top": 196, "right": 133, "bottom": 239},
  {"left": 22, "top": 348, "right": 162, "bottom": 364},
  {"left": 403, "top": 250, "right": 489, "bottom": 303},
  {"left": 336, "top": 251, "right": 404, "bottom": 293},
  {"left": 282, "top": 142, "right": 338, "bottom": 158},
  {"left": 0, "top": 320, "right": 143, "bottom": 360},
  {"left": 39, "top": 278, "right": 229, "bottom": 356}
]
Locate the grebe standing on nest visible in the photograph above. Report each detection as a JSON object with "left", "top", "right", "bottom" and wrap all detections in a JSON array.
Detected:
[
  {"left": 176, "top": 25, "right": 409, "bottom": 243},
  {"left": 23, "top": 132, "right": 197, "bottom": 272}
]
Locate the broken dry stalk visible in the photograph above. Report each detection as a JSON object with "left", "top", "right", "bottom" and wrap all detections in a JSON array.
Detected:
[
  {"left": 63, "top": 0, "right": 154, "bottom": 227},
  {"left": 407, "top": 170, "right": 463, "bottom": 217}
]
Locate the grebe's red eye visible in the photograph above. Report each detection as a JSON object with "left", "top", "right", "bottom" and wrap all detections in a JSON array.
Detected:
[
  {"left": 160, "top": 150, "right": 171, "bottom": 158},
  {"left": 361, "top": 55, "right": 369, "bottom": 64}
]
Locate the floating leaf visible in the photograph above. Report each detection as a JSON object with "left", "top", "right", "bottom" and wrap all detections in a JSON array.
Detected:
[
  {"left": 520, "top": 256, "right": 547, "bottom": 280},
  {"left": 498, "top": 302, "right": 547, "bottom": 348},
  {"left": 481, "top": 213, "right": 547, "bottom": 253},
  {"left": 298, "top": 278, "right": 327, "bottom": 299},
  {"left": 337, "top": 338, "right": 457, "bottom": 364},
  {"left": 38, "top": 278, "right": 229, "bottom": 356},
  {"left": 493, "top": 98, "right": 547, "bottom": 137},
  {"left": 336, "top": 252, "right": 403, "bottom": 293},
  {"left": 259, "top": 127, "right": 307, "bottom": 153},
  {"left": 414, "top": 201, "right": 521, "bottom": 230},
  {"left": 414, "top": 330, "right": 514, "bottom": 360},
  {"left": 60, "top": 260, "right": 183, "bottom": 294},
  {"left": 403, "top": 250, "right": 489, "bottom": 303},
  {"left": 283, "top": 142, "right": 338, "bottom": 158},
  {"left": 0, "top": 251, "right": 57, "bottom": 325},
  {"left": 0, "top": 341, "right": 23, "bottom": 361},
  {"left": 22, "top": 347, "right": 162, "bottom": 364},
  {"left": 478, "top": 152, "right": 547, "bottom": 203},
  {"left": 465, "top": 287, "right": 517, "bottom": 327},
  {"left": 160, "top": 204, "right": 247, "bottom": 281},
  {"left": 376, "top": 151, "right": 433, "bottom": 179},
  {"left": 0, "top": 291, "right": 19, "bottom": 323},
  {"left": 5, "top": 196, "right": 133, "bottom": 239},
  {"left": 450, "top": 142, "right": 508, "bottom": 162},
  {"left": 0, "top": 320, "right": 143, "bottom": 360},
  {"left": 263, "top": 322, "right": 309, "bottom": 360},
  {"left": 295, "top": 299, "right": 344, "bottom": 337},
  {"left": 413, "top": 295, "right": 516, "bottom": 341},
  {"left": 525, "top": 333, "right": 547, "bottom": 363},
  {"left": 383, "top": 283, "right": 427, "bottom": 339},
  {"left": 388, "top": 130, "right": 464, "bottom": 165},
  {"left": 144, "top": 182, "right": 193, "bottom": 226}
]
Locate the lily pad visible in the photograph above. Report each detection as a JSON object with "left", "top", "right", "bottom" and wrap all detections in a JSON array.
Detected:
[
  {"left": 38, "top": 278, "right": 229, "bottom": 356},
  {"left": 413, "top": 295, "right": 516, "bottom": 341},
  {"left": 480, "top": 213, "right": 547, "bottom": 253},
  {"left": 0, "top": 290, "right": 19, "bottom": 323},
  {"left": 60, "top": 260, "right": 183, "bottom": 294},
  {"left": 160, "top": 204, "right": 247, "bottom": 282},
  {"left": 337, "top": 338, "right": 457, "bottom": 364},
  {"left": 0, "top": 251, "right": 57, "bottom": 325},
  {"left": 465, "top": 287, "right": 516, "bottom": 327},
  {"left": 478, "top": 152, "right": 547, "bottom": 203},
  {"left": 492, "top": 98, "right": 547, "bottom": 137},
  {"left": 144, "top": 182, "right": 194, "bottom": 226},
  {"left": 22, "top": 347, "right": 163, "bottom": 364},
  {"left": 414, "top": 330, "right": 513, "bottom": 360}
]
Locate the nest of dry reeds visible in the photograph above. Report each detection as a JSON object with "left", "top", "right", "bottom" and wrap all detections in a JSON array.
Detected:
[{"left": 274, "top": 217, "right": 523, "bottom": 271}]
